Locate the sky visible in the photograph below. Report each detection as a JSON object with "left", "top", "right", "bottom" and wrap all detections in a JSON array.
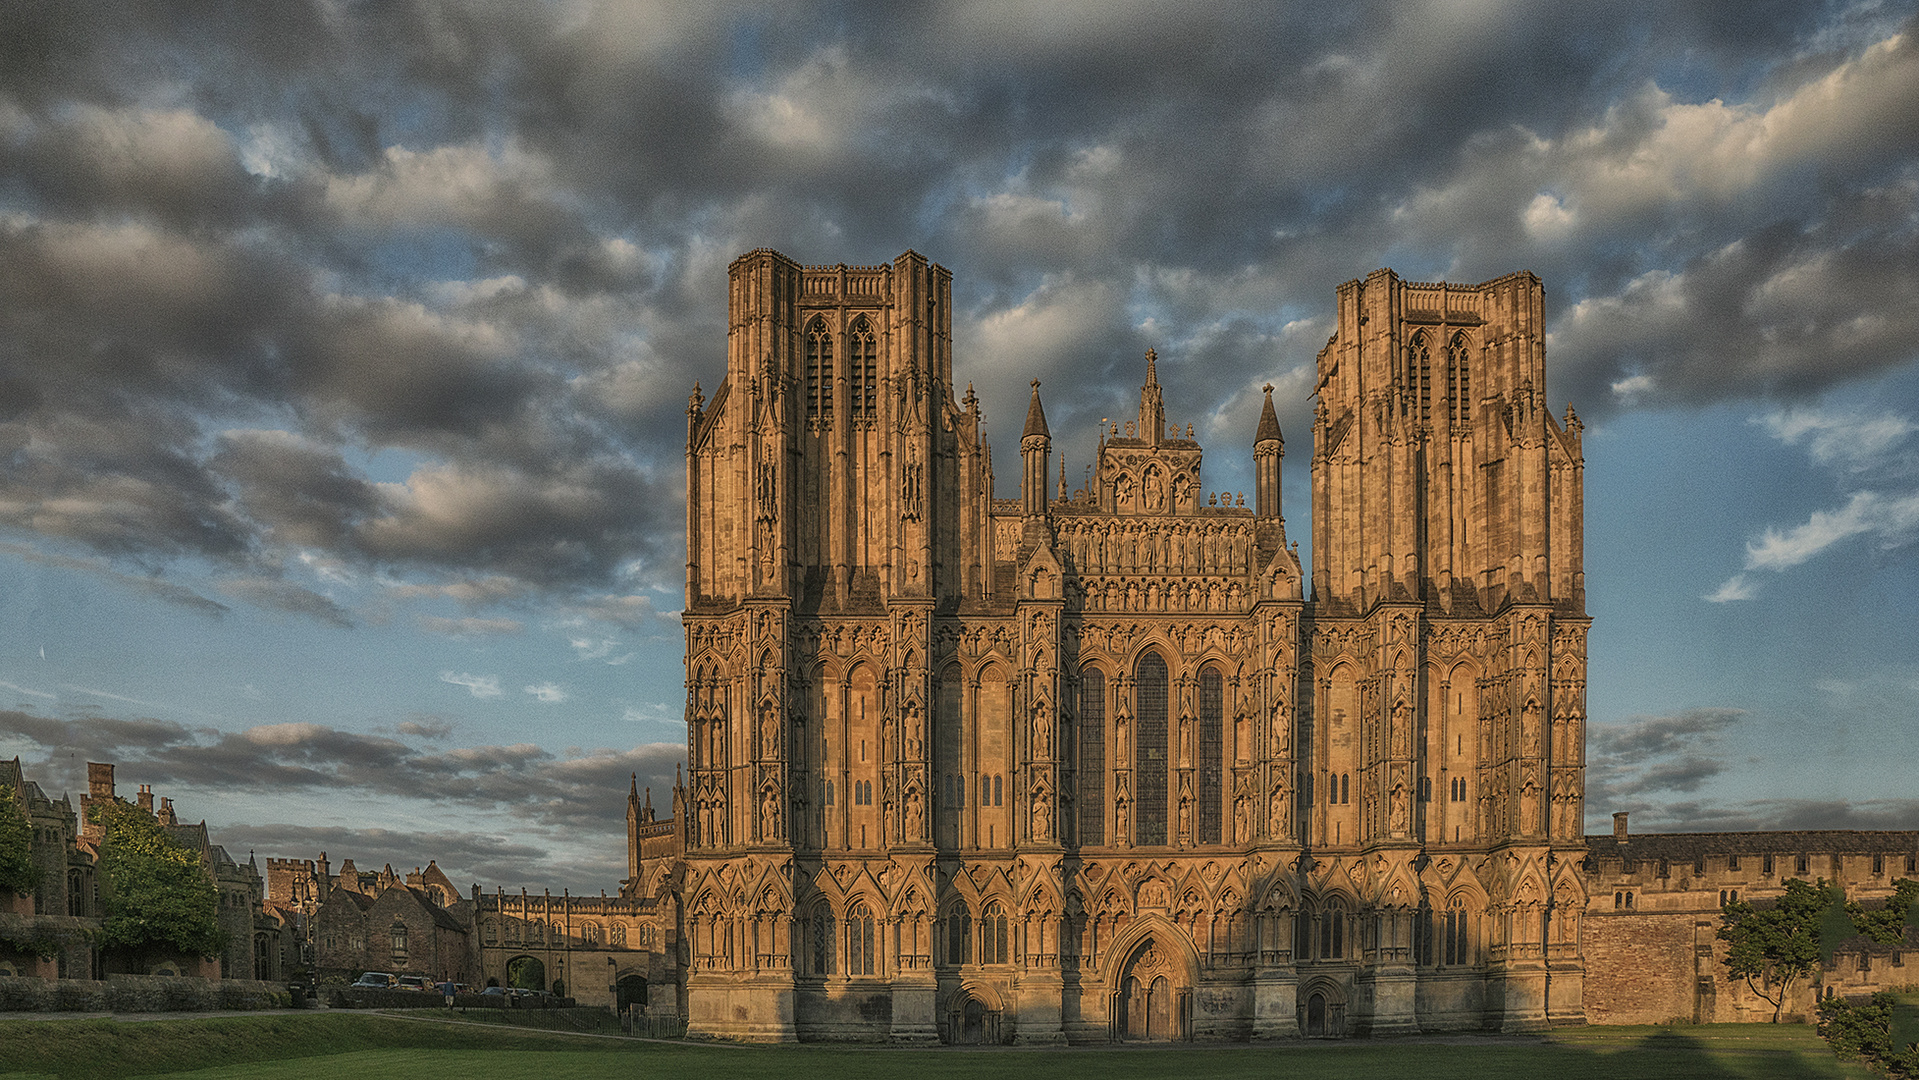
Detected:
[{"left": 0, "top": 1, "right": 1916, "bottom": 894}]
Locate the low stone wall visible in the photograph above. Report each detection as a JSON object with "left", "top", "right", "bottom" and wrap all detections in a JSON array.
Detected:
[
  {"left": 0, "top": 975, "right": 287, "bottom": 1012},
  {"left": 327, "top": 986, "right": 576, "bottom": 1010}
]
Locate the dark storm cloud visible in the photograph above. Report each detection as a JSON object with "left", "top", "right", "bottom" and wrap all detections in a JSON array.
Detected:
[
  {"left": 0, "top": 710, "right": 683, "bottom": 837},
  {"left": 1610, "top": 798, "right": 1919, "bottom": 834},
  {"left": 1586, "top": 707, "right": 1746, "bottom": 803},
  {"left": 0, "top": 0, "right": 1915, "bottom": 624}
]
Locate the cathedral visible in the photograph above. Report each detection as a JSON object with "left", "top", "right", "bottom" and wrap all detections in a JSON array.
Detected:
[{"left": 676, "top": 249, "right": 1592, "bottom": 1042}]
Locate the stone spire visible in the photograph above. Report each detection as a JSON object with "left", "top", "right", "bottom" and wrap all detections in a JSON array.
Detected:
[
  {"left": 1139, "top": 349, "right": 1166, "bottom": 447},
  {"left": 1254, "top": 383, "right": 1285, "bottom": 521},
  {"left": 1256, "top": 383, "right": 1283, "bottom": 447},
  {"left": 1022, "top": 379, "right": 1050, "bottom": 439}
]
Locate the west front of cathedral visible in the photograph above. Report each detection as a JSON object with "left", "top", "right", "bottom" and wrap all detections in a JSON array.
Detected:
[{"left": 674, "top": 250, "right": 1591, "bottom": 1042}]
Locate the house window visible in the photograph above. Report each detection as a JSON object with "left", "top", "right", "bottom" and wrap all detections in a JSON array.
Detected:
[
  {"left": 1796, "top": 854, "right": 1809, "bottom": 875},
  {"left": 1763, "top": 854, "right": 1774, "bottom": 875},
  {"left": 611, "top": 924, "right": 626, "bottom": 947},
  {"left": 1873, "top": 853, "right": 1884, "bottom": 876},
  {"left": 390, "top": 920, "right": 408, "bottom": 966}
]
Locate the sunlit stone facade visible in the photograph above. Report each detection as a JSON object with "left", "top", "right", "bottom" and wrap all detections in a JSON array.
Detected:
[{"left": 677, "top": 252, "right": 1591, "bottom": 1042}]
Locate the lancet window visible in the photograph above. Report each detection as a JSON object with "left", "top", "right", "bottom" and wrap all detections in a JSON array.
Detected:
[
  {"left": 805, "top": 317, "right": 833, "bottom": 422},
  {"left": 848, "top": 315, "right": 877, "bottom": 419},
  {"left": 1447, "top": 331, "right": 1472, "bottom": 427},
  {"left": 1136, "top": 653, "right": 1169, "bottom": 846},
  {"left": 1198, "top": 666, "right": 1223, "bottom": 844},
  {"left": 1405, "top": 330, "right": 1433, "bottom": 422},
  {"left": 1078, "top": 667, "right": 1106, "bottom": 845},
  {"left": 847, "top": 902, "right": 876, "bottom": 975}
]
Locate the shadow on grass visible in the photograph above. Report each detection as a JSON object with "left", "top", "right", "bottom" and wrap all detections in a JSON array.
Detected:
[{"left": 0, "top": 1016, "right": 1881, "bottom": 1080}]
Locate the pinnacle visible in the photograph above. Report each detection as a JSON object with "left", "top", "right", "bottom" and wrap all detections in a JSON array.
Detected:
[
  {"left": 1256, "top": 383, "right": 1283, "bottom": 444},
  {"left": 1022, "top": 379, "right": 1050, "bottom": 439}
]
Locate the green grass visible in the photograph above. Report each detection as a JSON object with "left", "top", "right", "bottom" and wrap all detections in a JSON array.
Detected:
[{"left": 0, "top": 1015, "right": 1883, "bottom": 1080}]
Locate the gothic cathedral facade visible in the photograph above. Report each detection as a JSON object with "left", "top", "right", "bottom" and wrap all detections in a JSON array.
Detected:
[{"left": 679, "top": 251, "right": 1590, "bottom": 1042}]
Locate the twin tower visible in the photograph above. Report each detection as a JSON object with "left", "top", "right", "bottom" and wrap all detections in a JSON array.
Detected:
[{"left": 673, "top": 250, "right": 1589, "bottom": 1042}]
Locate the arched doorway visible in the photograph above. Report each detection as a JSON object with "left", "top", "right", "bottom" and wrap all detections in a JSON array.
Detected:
[
  {"left": 616, "top": 974, "right": 648, "bottom": 1013},
  {"left": 1113, "top": 938, "right": 1187, "bottom": 1042},
  {"left": 1300, "top": 983, "right": 1347, "bottom": 1037},
  {"left": 505, "top": 955, "right": 545, "bottom": 991},
  {"left": 944, "top": 991, "right": 1001, "bottom": 1044}
]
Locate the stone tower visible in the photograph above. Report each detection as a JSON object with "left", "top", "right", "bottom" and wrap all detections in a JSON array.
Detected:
[{"left": 1306, "top": 269, "right": 1589, "bottom": 1030}]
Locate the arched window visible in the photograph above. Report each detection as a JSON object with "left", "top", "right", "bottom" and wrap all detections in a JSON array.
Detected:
[
  {"left": 1320, "top": 902, "right": 1345, "bottom": 960},
  {"left": 1444, "top": 897, "right": 1471, "bottom": 965},
  {"left": 946, "top": 903, "right": 972, "bottom": 967},
  {"left": 938, "top": 665, "right": 964, "bottom": 847},
  {"left": 1405, "top": 330, "right": 1432, "bottom": 421},
  {"left": 981, "top": 902, "right": 1008, "bottom": 965},
  {"left": 848, "top": 903, "right": 876, "bottom": 976},
  {"left": 1078, "top": 667, "right": 1106, "bottom": 845},
  {"left": 1295, "top": 899, "right": 1314, "bottom": 959},
  {"left": 1447, "top": 331, "right": 1472, "bottom": 427},
  {"left": 1198, "top": 666, "right": 1223, "bottom": 844},
  {"left": 848, "top": 316, "right": 877, "bottom": 418},
  {"left": 812, "top": 906, "right": 836, "bottom": 976},
  {"left": 1136, "top": 653, "right": 1170, "bottom": 845},
  {"left": 805, "top": 317, "right": 833, "bottom": 421},
  {"left": 1414, "top": 903, "right": 1434, "bottom": 966}
]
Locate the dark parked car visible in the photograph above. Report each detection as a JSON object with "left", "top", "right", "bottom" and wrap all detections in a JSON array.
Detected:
[{"left": 350, "top": 972, "right": 396, "bottom": 988}]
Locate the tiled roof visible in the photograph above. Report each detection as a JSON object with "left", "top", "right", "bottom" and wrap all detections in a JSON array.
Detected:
[{"left": 1586, "top": 829, "right": 1919, "bottom": 862}]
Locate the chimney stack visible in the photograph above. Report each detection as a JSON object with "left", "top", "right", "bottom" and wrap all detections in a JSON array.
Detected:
[{"left": 1613, "top": 811, "right": 1629, "bottom": 843}]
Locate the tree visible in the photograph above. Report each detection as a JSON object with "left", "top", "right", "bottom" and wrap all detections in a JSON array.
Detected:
[
  {"left": 1718, "top": 877, "right": 1845, "bottom": 1023},
  {"left": 1819, "top": 992, "right": 1919, "bottom": 1080},
  {"left": 1850, "top": 878, "right": 1919, "bottom": 944},
  {"left": 0, "top": 782, "right": 36, "bottom": 898},
  {"left": 90, "top": 798, "right": 224, "bottom": 958}
]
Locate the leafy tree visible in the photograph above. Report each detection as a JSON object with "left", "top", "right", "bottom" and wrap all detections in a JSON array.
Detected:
[
  {"left": 1718, "top": 877, "right": 1845, "bottom": 1023},
  {"left": 90, "top": 798, "right": 224, "bottom": 958},
  {"left": 1819, "top": 992, "right": 1919, "bottom": 1080},
  {"left": 1850, "top": 878, "right": 1919, "bottom": 944},
  {"left": 0, "top": 782, "right": 36, "bottom": 897}
]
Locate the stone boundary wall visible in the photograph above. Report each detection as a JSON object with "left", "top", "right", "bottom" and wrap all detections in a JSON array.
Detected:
[{"left": 0, "top": 976, "right": 287, "bottom": 1012}]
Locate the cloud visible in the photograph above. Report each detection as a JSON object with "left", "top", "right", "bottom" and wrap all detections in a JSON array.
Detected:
[
  {"left": 1703, "top": 574, "right": 1756, "bottom": 603},
  {"left": 417, "top": 615, "right": 523, "bottom": 636},
  {"left": 1744, "top": 490, "right": 1919, "bottom": 570},
  {"left": 1587, "top": 707, "right": 1746, "bottom": 804},
  {"left": 439, "top": 671, "right": 502, "bottom": 699},
  {"left": 216, "top": 577, "right": 354, "bottom": 627},
  {"left": 1760, "top": 406, "right": 1918, "bottom": 473},
  {"left": 523, "top": 682, "right": 568, "bottom": 703}
]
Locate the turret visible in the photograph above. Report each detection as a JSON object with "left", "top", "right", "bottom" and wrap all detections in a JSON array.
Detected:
[
  {"left": 1254, "top": 383, "right": 1284, "bottom": 520},
  {"left": 1139, "top": 349, "right": 1166, "bottom": 446},
  {"left": 1021, "top": 380, "right": 1051, "bottom": 518}
]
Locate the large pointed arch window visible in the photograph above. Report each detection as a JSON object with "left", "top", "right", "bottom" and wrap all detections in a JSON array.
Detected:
[
  {"left": 945, "top": 901, "right": 972, "bottom": 967},
  {"left": 848, "top": 315, "right": 877, "bottom": 419},
  {"left": 1405, "top": 330, "right": 1432, "bottom": 422},
  {"left": 1447, "top": 331, "right": 1472, "bottom": 427},
  {"left": 847, "top": 902, "right": 876, "bottom": 975},
  {"left": 1135, "top": 653, "right": 1169, "bottom": 846},
  {"left": 981, "top": 901, "right": 1009, "bottom": 964},
  {"left": 1197, "top": 665, "right": 1223, "bottom": 844},
  {"left": 1078, "top": 667, "right": 1106, "bottom": 846},
  {"left": 805, "top": 317, "right": 833, "bottom": 423}
]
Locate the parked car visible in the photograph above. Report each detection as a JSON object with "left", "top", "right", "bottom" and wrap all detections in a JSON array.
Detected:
[
  {"left": 396, "top": 975, "right": 430, "bottom": 992},
  {"left": 350, "top": 972, "right": 396, "bottom": 988},
  {"left": 479, "top": 986, "right": 507, "bottom": 997}
]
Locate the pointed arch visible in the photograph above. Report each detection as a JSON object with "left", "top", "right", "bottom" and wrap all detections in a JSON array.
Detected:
[
  {"left": 848, "top": 314, "right": 877, "bottom": 419},
  {"left": 1078, "top": 662, "right": 1108, "bottom": 846},
  {"left": 1135, "top": 650, "right": 1170, "bottom": 845},
  {"left": 1197, "top": 661, "right": 1224, "bottom": 844},
  {"left": 804, "top": 315, "right": 833, "bottom": 422},
  {"left": 1447, "top": 330, "right": 1473, "bottom": 427},
  {"left": 1405, "top": 329, "right": 1433, "bottom": 421}
]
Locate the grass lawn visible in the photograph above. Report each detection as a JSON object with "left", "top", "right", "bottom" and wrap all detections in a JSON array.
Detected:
[{"left": 0, "top": 1014, "right": 1882, "bottom": 1080}]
